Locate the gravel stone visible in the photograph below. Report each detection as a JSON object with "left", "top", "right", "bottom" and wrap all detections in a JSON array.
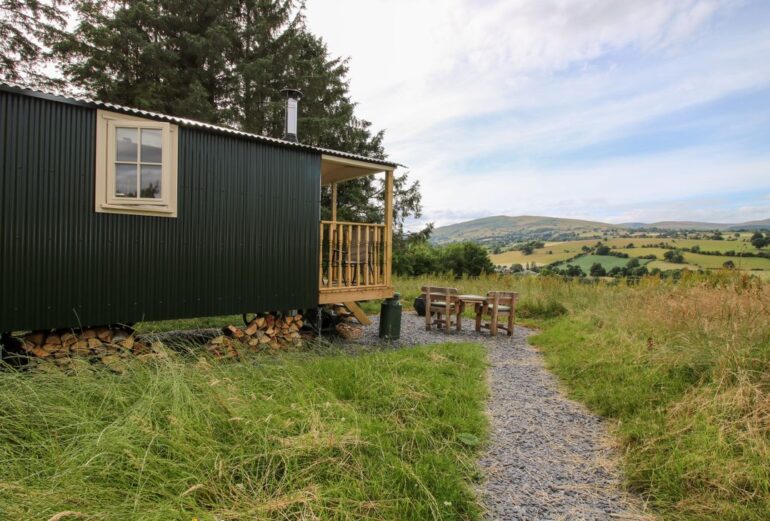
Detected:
[{"left": 342, "top": 312, "right": 647, "bottom": 520}]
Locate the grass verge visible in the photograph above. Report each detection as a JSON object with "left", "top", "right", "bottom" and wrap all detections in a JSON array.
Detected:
[
  {"left": 401, "top": 272, "right": 768, "bottom": 520},
  {"left": 0, "top": 343, "right": 487, "bottom": 520}
]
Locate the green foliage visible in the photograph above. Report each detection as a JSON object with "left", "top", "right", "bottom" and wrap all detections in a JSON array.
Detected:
[
  {"left": 0, "top": 0, "right": 65, "bottom": 84},
  {"left": 510, "top": 263, "right": 524, "bottom": 273},
  {"left": 441, "top": 242, "right": 496, "bottom": 277},
  {"left": 0, "top": 343, "right": 488, "bottom": 520},
  {"left": 595, "top": 244, "right": 611, "bottom": 255},
  {"left": 589, "top": 262, "right": 606, "bottom": 276},
  {"left": 393, "top": 226, "right": 494, "bottom": 278},
  {"left": 516, "top": 299, "right": 568, "bottom": 319},
  {"left": 513, "top": 240, "right": 544, "bottom": 255},
  {"left": 751, "top": 232, "right": 768, "bottom": 249},
  {"left": 663, "top": 249, "right": 685, "bottom": 263}
]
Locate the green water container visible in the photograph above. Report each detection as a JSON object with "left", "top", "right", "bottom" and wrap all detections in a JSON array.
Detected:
[{"left": 379, "top": 293, "right": 402, "bottom": 340}]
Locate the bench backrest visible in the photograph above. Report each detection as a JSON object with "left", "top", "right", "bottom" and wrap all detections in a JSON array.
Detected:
[
  {"left": 421, "top": 286, "right": 459, "bottom": 304},
  {"left": 486, "top": 291, "right": 518, "bottom": 310}
]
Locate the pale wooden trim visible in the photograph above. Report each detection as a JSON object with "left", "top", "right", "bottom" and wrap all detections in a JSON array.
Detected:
[
  {"left": 342, "top": 301, "right": 372, "bottom": 326},
  {"left": 97, "top": 203, "right": 175, "bottom": 216},
  {"left": 318, "top": 286, "right": 394, "bottom": 305},
  {"left": 95, "top": 109, "right": 178, "bottom": 218},
  {"left": 321, "top": 154, "right": 393, "bottom": 172},
  {"left": 320, "top": 220, "right": 384, "bottom": 228},
  {"left": 346, "top": 224, "right": 352, "bottom": 285},
  {"left": 319, "top": 221, "right": 325, "bottom": 288},
  {"left": 336, "top": 222, "right": 343, "bottom": 287},
  {"left": 320, "top": 154, "right": 395, "bottom": 186},
  {"left": 330, "top": 182, "right": 337, "bottom": 222},
  {"left": 384, "top": 169, "right": 394, "bottom": 286}
]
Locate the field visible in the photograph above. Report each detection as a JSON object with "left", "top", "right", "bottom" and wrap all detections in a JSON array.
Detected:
[
  {"left": 391, "top": 273, "right": 770, "bottom": 520},
  {"left": 4, "top": 273, "right": 769, "bottom": 520},
  {"left": 0, "top": 343, "right": 487, "bottom": 520},
  {"left": 488, "top": 247, "right": 582, "bottom": 267},
  {"left": 566, "top": 254, "right": 645, "bottom": 271},
  {"left": 491, "top": 236, "right": 770, "bottom": 275}
]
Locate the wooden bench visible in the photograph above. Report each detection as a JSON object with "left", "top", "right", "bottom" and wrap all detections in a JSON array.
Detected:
[
  {"left": 421, "top": 286, "right": 461, "bottom": 332},
  {"left": 476, "top": 291, "right": 518, "bottom": 336}
]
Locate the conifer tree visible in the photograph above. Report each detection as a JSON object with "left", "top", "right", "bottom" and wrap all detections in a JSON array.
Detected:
[{"left": 0, "top": 0, "right": 65, "bottom": 85}]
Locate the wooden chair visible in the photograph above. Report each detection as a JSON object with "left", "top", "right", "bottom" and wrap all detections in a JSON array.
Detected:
[
  {"left": 421, "top": 286, "right": 461, "bottom": 332},
  {"left": 476, "top": 291, "right": 518, "bottom": 336}
]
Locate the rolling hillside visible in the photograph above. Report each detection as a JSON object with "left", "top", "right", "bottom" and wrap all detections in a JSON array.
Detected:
[
  {"left": 430, "top": 215, "right": 621, "bottom": 244},
  {"left": 432, "top": 215, "right": 770, "bottom": 244}
]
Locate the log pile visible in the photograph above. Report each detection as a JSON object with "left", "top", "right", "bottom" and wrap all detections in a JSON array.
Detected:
[
  {"left": 335, "top": 322, "right": 363, "bottom": 340},
  {"left": 17, "top": 326, "right": 154, "bottom": 371},
  {"left": 207, "top": 313, "right": 306, "bottom": 358}
]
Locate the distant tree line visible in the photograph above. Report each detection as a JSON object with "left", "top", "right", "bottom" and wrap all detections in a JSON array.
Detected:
[{"left": 393, "top": 226, "right": 495, "bottom": 278}]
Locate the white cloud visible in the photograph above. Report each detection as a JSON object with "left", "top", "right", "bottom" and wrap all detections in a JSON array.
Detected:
[{"left": 305, "top": 0, "right": 770, "bottom": 227}]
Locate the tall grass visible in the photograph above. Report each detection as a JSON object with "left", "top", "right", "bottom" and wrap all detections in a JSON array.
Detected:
[
  {"left": 0, "top": 343, "right": 487, "bottom": 520},
  {"left": 395, "top": 272, "right": 770, "bottom": 520}
]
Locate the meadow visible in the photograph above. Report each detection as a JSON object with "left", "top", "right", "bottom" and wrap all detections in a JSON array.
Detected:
[
  {"left": 3, "top": 272, "right": 769, "bottom": 520},
  {"left": 392, "top": 272, "right": 770, "bottom": 521},
  {"left": 0, "top": 343, "right": 487, "bottom": 520},
  {"left": 565, "top": 253, "right": 646, "bottom": 271}
]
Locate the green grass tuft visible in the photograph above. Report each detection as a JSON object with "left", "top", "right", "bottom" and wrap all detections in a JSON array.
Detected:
[{"left": 0, "top": 343, "right": 487, "bottom": 520}]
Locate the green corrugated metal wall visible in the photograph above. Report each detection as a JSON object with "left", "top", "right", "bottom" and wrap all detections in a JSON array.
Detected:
[{"left": 0, "top": 89, "right": 320, "bottom": 332}]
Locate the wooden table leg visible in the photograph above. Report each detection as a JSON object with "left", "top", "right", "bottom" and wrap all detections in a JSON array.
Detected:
[
  {"left": 475, "top": 303, "right": 483, "bottom": 332},
  {"left": 490, "top": 305, "right": 498, "bottom": 336},
  {"left": 456, "top": 302, "right": 463, "bottom": 331}
]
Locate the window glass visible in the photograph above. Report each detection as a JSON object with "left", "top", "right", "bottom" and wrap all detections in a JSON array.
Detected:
[
  {"left": 116, "top": 164, "right": 137, "bottom": 197},
  {"left": 140, "top": 165, "right": 162, "bottom": 198},
  {"left": 116, "top": 128, "right": 138, "bottom": 162},
  {"left": 141, "top": 129, "right": 163, "bottom": 163}
]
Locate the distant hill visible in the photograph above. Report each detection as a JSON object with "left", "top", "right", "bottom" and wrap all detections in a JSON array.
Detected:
[
  {"left": 731, "top": 218, "right": 770, "bottom": 231},
  {"left": 626, "top": 219, "right": 770, "bottom": 231},
  {"left": 430, "top": 215, "right": 622, "bottom": 244},
  {"left": 431, "top": 215, "right": 770, "bottom": 244},
  {"left": 642, "top": 221, "right": 733, "bottom": 231}
]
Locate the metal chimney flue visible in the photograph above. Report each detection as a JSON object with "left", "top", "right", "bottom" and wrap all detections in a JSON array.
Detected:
[{"left": 281, "top": 88, "right": 302, "bottom": 142}]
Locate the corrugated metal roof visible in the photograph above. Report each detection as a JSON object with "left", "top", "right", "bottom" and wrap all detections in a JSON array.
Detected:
[{"left": 0, "top": 81, "right": 400, "bottom": 169}]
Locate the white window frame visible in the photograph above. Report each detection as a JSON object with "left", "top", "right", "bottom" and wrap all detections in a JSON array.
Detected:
[{"left": 95, "top": 109, "right": 178, "bottom": 217}]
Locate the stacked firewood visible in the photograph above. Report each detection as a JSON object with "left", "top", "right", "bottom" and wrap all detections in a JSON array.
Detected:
[
  {"left": 17, "top": 326, "right": 153, "bottom": 371},
  {"left": 207, "top": 313, "right": 305, "bottom": 357}
]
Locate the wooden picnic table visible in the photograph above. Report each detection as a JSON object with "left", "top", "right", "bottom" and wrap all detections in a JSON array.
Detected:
[{"left": 457, "top": 294, "right": 487, "bottom": 332}]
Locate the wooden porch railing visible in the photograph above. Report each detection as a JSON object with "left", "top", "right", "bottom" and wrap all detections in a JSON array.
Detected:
[{"left": 319, "top": 220, "right": 389, "bottom": 291}]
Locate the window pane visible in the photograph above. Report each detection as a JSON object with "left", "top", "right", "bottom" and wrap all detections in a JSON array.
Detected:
[
  {"left": 115, "top": 127, "right": 138, "bottom": 161},
  {"left": 116, "top": 164, "right": 137, "bottom": 197},
  {"left": 141, "top": 129, "right": 163, "bottom": 163},
  {"left": 140, "top": 165, "right": 162, "bottom": 199}
]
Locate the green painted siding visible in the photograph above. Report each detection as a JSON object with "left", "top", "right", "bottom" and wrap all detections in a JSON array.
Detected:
[{"left": 0, "top": 90, "right": 320, "bottom": 332}]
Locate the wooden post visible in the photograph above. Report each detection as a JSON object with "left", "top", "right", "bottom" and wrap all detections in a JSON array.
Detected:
[
  {"left": 384, "top": 169, "right": 394, "bottom": 286},
  {"left": 319, "top": 222, "right": 325, "bottom": 288},
  {"left": 331, "top": 183, "right": 337, "bottom": 222}
]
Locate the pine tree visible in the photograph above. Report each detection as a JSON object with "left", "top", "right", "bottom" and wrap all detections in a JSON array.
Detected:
[{"left": 0, "top": 0, "right": 65, "bottom": 85}]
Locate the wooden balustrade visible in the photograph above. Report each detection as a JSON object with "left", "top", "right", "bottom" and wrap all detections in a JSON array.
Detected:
[{"left": 319, "top": 221, "right": 389, "bottom": 291}]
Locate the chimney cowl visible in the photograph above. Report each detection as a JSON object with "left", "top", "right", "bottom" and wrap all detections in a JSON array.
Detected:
[{"left": 281, "top": 88, "right": 302, "bottom": 142}]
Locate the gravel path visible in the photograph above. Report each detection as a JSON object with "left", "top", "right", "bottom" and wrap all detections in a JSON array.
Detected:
[{"left": 348, "top": 312, "right": 647, "bottom": 520}]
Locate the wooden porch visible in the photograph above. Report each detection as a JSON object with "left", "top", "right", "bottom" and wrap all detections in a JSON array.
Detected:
[{"left": 318, "top": 155, "right": 395, "bottom": 305}]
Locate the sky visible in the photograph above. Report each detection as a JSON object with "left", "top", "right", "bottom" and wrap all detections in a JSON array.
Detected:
[{"left": 305, "top": 0, "right": 770, "bottom": 228}]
